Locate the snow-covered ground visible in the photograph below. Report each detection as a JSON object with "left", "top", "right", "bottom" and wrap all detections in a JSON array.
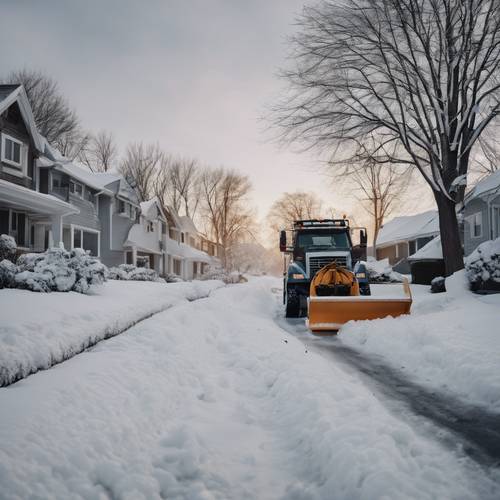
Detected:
[
  {"left": 0, "top": 277, "right": 498, "bottom": 499},
  {"left": 0, "top": 280, "right": 223, "bottom": 386},
  {"left": 340, "top": 272, "right": 500, "bottom": 411}
]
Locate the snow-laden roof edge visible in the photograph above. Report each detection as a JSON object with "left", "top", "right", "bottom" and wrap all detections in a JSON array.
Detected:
[
  {"left": 407, "top": 235, "right": 443, "bottom": 261},
  {"left": 465, "top": 170, "right": 500, "bottom": 202},
  {"left": 376, "top": 210, "right": 439, "bottom": 247}
]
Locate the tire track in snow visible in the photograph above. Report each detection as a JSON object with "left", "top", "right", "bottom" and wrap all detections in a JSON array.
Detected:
[{"left": 276, "top": 313, "right": 500, "bottom": 469}]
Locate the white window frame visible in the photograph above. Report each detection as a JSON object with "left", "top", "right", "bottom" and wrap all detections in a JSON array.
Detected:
[
  {"left": 470, "top": 212, "right": 483, "bottom": 239},
  {"left": 70, "top": 224, "right": 101, "bottom": 257},
  {"left": 492, "top": 205, "right": 500, "bottom": 239},
  {"left": 69, "top": 180, "right": 84, "bottom": 198},
  {"left": 1, "top": 133, "right": 26, "bottom": 176}
]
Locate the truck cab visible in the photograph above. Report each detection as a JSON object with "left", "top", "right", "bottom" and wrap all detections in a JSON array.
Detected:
[{"left": 280, "top": 219, "right": 369, "bottom": 317}]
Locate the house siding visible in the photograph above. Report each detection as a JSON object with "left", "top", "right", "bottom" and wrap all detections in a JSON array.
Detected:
[
  {"left": 0, "top": 102, "right": 35, "bottom": 189},
  {"left": 463, "top": 197, "right": 490, "bottom": 256},
  {"left": 63, "top": 193, "right": 100, "bottom": 231}
]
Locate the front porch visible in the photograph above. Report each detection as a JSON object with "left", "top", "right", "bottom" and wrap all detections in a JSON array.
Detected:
[{"left": 0, "top": 179, "right": 78, "bottom": 252}]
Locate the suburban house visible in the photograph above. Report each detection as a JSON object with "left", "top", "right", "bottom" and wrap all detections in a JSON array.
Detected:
[
  {"left": 0, "top": 83, "right": 215, "bottom": 280},
  {"left": 0, "top": 84, "right": 79, "bottom": 252},
  {"left": 375, "top": 210, "right": 440, "bottom": 273},
  {"left": 462, "top": 170, "right": 500, "bottom": 256}
]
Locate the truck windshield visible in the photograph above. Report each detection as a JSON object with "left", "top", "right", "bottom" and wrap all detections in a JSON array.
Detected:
[{"left": 296, "top": 231, "right": 349, "bottom": 250}]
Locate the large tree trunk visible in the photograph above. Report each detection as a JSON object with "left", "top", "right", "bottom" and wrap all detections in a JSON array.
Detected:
[{"left": 434, "top": 191, "right": 464, "bottom": 276}]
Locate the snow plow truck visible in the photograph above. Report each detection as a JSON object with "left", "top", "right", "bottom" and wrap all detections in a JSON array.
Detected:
[{"left": 279, "top": 219, "right": 412, "bottom": 332}]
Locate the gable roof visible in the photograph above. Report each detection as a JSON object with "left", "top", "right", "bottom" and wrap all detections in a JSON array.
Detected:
[
  {"left": 465, "top": 170, "right": 500, "bottom": 202},
  {"left": 407, "top": 235, "right": 442, "bottom": 261},
  {"left": 0, "top": 84, "right": 44, "bottom": 151},
  {"left": 376, "top": 210, "right": 439, "bottom": 247},
  {"left": 178, "top": 215, "right": 198, "bottom": 234},
  {"left": 140, "top": 197, "right": 165, "bottom": 221}
]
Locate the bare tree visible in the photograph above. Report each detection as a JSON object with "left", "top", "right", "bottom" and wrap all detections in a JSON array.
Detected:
[
  {"left": 54, "top": 128, "right": 91, "bottom": 162},
  {"left": 119, "top": 142, "right": 163, "bottom": 201},
  {"left": 333, "top": 137, "right": 413, "bottom": 249},
  {"left": 4, "top": 69, "right": 80, "bottom": 145},
  {"left": 81, "top": 130, "right": 118, "bottom": 172},
  {"left": 274, "top": 0, "right": 500, "bottom": 275},
  {"left": 200, "top": 168, "right": 254, "bottom": 267},
  {"left": 155, "top": 157, "right": 201, "bottom": 218},
  {"left": 267, "top": 191, "right": 324, "bottom": 232}
]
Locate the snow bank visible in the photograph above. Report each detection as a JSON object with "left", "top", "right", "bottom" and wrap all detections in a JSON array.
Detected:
[
  {"left": 0, "top": 278, "right": 497, "bottom": 499},
  {"left": 0, "top": 279, "right": 223, "bottom": 386},
  {"left": 340, "top": 272, "right": 500, "bottom": 411}
]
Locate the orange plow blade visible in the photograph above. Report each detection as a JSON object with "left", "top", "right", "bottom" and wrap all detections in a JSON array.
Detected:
[{"left": 307, "top": 274, "right": 412, "bottom": 333}]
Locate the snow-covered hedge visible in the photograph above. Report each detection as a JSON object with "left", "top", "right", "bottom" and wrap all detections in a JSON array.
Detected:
[
  {"left": 363, "top": 258, "right": 404, "bottom": 283},
  {"left": 108, "top": 264, "right": 158, "bottom": 282},
  {"left": 465, "top": 237, "right": 500, "bottom": 292},
  {"left": 0, "top": 237, "right": 106, "bottom": 293},
  {"left": 14, "top": 247, "right": 107, "bottom": 293},
  {"left": 0, "top": 234, "right": 17, "bottom": 262}
]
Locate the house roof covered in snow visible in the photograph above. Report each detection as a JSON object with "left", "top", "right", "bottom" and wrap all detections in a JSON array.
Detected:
[
  {"left": 465, "top": 170, "right": 500, "bottom": 202},
  {"left": 0, "top": 84, "right": 44, "bottom": 151},
  {"left": 178, "top": 215, "right": 198, "bottom": 235},
  {"left": 54, "top": 162, "right": 115, "bottom": 195},
  {"left": 140, "top": 198, "right": 165, "bottom": 221},
  {"left": 376, "top": 210, "right": 439, "bottom": 247},
  {"left": 89, "top": 173, "right": 139, "bottom": 205},
  {"left": 407, "top": 235, "right": 443, "bottom": 261}
]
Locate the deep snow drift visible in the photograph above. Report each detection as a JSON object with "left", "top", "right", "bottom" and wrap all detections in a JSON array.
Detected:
[
  {"left": 0, "top": 277, "right": 498, "bottom": 499},
  {"left": 340, "top": 272, "right": 500, "bottom": 411},
  {"left": 0, "top": 279, "right": 223, "bottom": 386}
]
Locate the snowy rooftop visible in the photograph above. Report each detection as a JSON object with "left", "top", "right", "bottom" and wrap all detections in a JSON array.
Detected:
[
  {"left": 465, "top": 170, "right": 500, "bottom": 201},
  {"left": 178, "top": 215, "right": 198, "bottom": 234},
  {"left": 407, "top": 235, "right": 442, "bottom": 261},
  {"left": 376, "top": 210, "right": 439, "bottom": 247}
]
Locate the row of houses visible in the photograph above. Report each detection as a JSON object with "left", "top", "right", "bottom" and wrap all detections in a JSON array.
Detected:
[
  {"left": 0, "top": 84, "right": 220, "bottom": 280},
  {"left": 375, "top": 170, "right": 500, "bottom": 276}
]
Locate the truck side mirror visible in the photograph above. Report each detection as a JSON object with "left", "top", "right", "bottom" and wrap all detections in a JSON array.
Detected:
[
  {"left": 360, "top": 229, "right": 367, "bottom": 247},
  {"left": 279, "top": 230, "right": 287, "bottom": 252}
]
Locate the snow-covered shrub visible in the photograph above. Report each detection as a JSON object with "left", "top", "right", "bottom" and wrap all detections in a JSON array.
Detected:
[
  {"left": 199, "top": 267, "right": 246, "bottom": 284},
  {"left": 108, "top": 263, "right": 158, "bottom": 282},
  {"left": 14, "top": 247, "right": 107, "bottom": 293},
  {"left": 164, "top": 273, "right": 184, "bottom": 283},
  {"left": 465, "top": 237, "right": 500, "bottom": 292},
  {"left": 0, "top": 234, "right": 17, "bottom": 262},
  {"left": 363, "top": 258, "right": 404, "bottom": 283},
  {"left": 0, "top": 259, "right": 17, "bottom": 289}
]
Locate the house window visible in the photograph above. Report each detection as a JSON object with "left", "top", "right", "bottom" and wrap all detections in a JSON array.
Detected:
[
  {"left": 72, "top": 227, "right": 99, "bottom": 256},
  {"left": 146, "top": 221, "right": 154, "bottom": 232},
  {"left": 9, "top": 211, "right": 26, "bottom": 247},
  {"left": 492, "top": 206, "right": 500, "bottom": 239},
  {"left": 471, "top": 212, "right": 482, "bottom": 238},
  {"left": 1, "top": 134, "right": 22, "bottom": 167},
  {"left": 173, "top": 259, "right": 182, "bottom": 276},
  {"left": 85, "top": 189, "right": 95, "bottom": 203},
  {"left": 181, "top": 233, "right": 185, "bottom": 243},
  {"left": 70, "top": 181, "right": 83, "bottom": 198}
]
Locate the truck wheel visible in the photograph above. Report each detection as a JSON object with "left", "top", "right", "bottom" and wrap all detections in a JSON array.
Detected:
[
  {"left": 359, "top": 283, "right": 371, "bottom": 296},
  {"left": 285, "top": 288, "right": 300, "bottom": 317}
]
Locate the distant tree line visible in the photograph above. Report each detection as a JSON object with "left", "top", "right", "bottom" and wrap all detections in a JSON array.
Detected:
[{"left": 2, "top": 68, "right": 255, "bottom": 269}]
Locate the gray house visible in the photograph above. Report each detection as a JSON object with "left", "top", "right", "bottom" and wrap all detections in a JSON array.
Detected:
[
  {"left": 0, "top": 84, "right": 78, "bottom": 251},
  {"left": 463, "top": 170, "right": 500, "bottom": 256}
]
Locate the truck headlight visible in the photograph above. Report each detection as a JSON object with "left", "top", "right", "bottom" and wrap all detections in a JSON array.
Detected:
[
  {"left": 291, "top": 273, "right": 305, "bottom": 279},
  {"left": 355, "top": 272, "right": 366, "bottom": 279}
]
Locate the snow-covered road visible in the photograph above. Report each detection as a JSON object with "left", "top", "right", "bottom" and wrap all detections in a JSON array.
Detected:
[{"left": 1, "top": 277, "right": 499, "bottom": 499}]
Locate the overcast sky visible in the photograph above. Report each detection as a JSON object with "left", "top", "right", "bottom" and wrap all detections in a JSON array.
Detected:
[{"left": 0, "top": 0, "right": 433, "bottom": 237}]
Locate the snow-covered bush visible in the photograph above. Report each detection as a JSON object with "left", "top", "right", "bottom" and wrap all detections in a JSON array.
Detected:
[
  {"left": 430, "top": 276, "right": 446, "bottom": 293},
  {"left": 465, "top": 237, "right": 500, "bottom": 292},
  {"left": 199, "top": 267, "right": 246, "bottom": 284},
  {"left": 108, "top": 263, "right": 158, "bottom": 282},
  {"left": 14, "top": 247, "right": 107, "bottom": 293},
  {"left": 164, "top": 273, "right": 184, "bottom": 283},
  {"left": 0, "top": 234, "right": 17, "bottom": 262},
  {"left": 0, "top": 259, "right": 17, "bottom": 289},
  {"left": 363, "top": 258, "right": 404, "bottom": 283}
]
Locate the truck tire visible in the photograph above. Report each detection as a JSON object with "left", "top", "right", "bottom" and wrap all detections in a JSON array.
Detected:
[
  {"left": 285, "top": 288, "right": 301, "bottom": 317},
  {"left": 359, "top": 282, "right": 371, "bottom": 296}
]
